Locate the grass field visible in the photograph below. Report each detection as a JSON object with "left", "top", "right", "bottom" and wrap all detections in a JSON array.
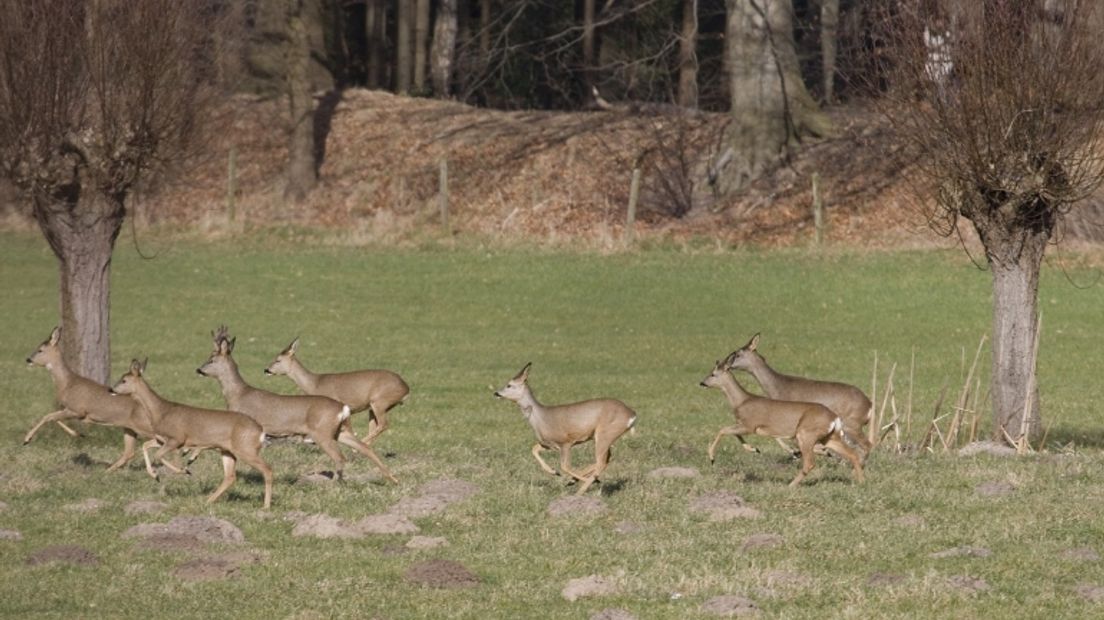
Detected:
[{"left": 1, "top": 230, "right": 1103, "bottom": 619}]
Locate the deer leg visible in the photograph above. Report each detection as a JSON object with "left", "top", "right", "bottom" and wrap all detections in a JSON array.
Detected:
[
  {"left": 363, "top": 408, "right": 389, "bottom": 445},
  {"left": 55, "top": 420, "right": 81, "bottom": 437},
  {"left": 575, "top": 439, "right": 613, "bottom": 496},
  {"left": 824, "top": 434, "right": 865, "bottom": 484},
  {"left": 140, "top": 439, "right": 162, "bottom": 479},
  {"left": 23, "top": 409, "right": 82, "bottom": 444},
  {"left": 557, "top": 445, "right": 589, "bottom": 481},
  {"left": 313, "top": 432, "right": 347, "bottom": 481},
  {"left": 845, "top": 421, "right": 874, "bottom": 463},
  {"left": 531, "top": 443, "right": 559, "bottom": 476},
  {"left": 237, "top": 449, "right": 274, "bottom": 509},
  {"left": 708, "top": 425, "right": 753, "bottom": 464},
  {"left": 106, "top": 430, "right": 139, "bottom": 472},
  {"left": 789, "top": 431, "right": 818, "bottom": 487},
  {"left": 338, "top": 430, "right": 398, "bottom": 483},
  {"left": 206, "top": 452, "right": 237, "bottom": 505}
]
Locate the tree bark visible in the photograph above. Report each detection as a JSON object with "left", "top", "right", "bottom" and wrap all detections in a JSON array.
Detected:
[
  {"left": 480, "top": 0, "right": 491, "bottom": 60},
  {"left": 414, "top": 0, "right": 431, "bottom": 92},
  {"left": 431, "top": 0, "right": 459, "bottom": 97},
  {"left": 285, "top": 0, "right": 317, "bottom": 202},
  {"left": 582, "top": 0, "right": 596, "bottom": 91},
  {"left": 719, "top": 0, "right": 831, "bottom": 194},
  {"left": 820, "top": 0, "right": 839, "bottom": 103},
  {"left": 365, "top": 0, "right": 385, "bottom": 89},
  {"left": 397, "top": 0, "right": 413, "bottom": 93},
  {"left": 33, "top": 194, "right": 124, "bottom": 386},
  {"left": 678, "top": 0, "right": 699, "bottom": 109}
]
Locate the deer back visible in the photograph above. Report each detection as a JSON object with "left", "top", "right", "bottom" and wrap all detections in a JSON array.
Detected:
[
  {"left": 312, "top": 369, "right": 409, "bottom": 411},
  {"left": 534, "top": 398, "right": 635, "bottom": 445}
]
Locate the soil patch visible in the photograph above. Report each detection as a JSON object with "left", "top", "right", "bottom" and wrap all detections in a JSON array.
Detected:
[
  {"left": 26, "top": 544, "right": 99, "bottom": 567},
  {"left": 562, "top": 573, "right": 620, "bottom": 602},
  {"left": 63, "top": 498, "right": 106, "bottom": 513},
  {"left": 867, "top": 572, "right": 906, "bottom": 587},
  {"left": 1074, "top": 583, "right": 1104, "bottom": 603},
  {"left": 689, "top": 492, "right": 762, "bottom": 522},
  {"left": 123, "top": 516, "right": 245, "bottom": 547},
  {"left": 741, "top": 533, "right": 784, "bottom": 552},
  {"left": 1062, "top": 547, "right": 1101, "bottom": 562},
  {"left": 124, "top": 500, "right": 169, "bottom": 516},
  {"left": 548, "top": 496, "right": 608, "bottom": 518},
  {"left": 591, "top": 608, "right": 637, "bottom": 620},
  {"left": 613, "top": 521, "right": 645, "bottom": 535},
  {"left": 0, "top": 500, "right": 8, "bottom": 512},
  {"left": 403, "top": 559, "right": 480, "bottom": 589},
  {"left": 894, "top": 514, "right": 926, "bottom": 529},
  {"left": 292, "top": 514, "right": 365, "bottom": 539},
  {"left": 975, "top": 481, "right": 1015, "bottom": 497},
  {"left": 388, "top": 478, "right": 480, "bottom": 519},
  {"left": 931, "top": 546, "right": 992, "bottom": 559},
  {"left": 356, "top": 513, "right": 419, "bottom": 535},
  {"left": 945, "top": 575, "right": 990, "bottom": 594},
  {"left": 647, "top": 467, "right": 701, "bottom": 479},
  {"left": 406, "top": 536, "right": 448, "bottom": 550},
  {"left": 173, "top": 551, "right": 263, "bottom": 582},
  {"left": 700, "top": 595, "right": 760, "bottom": 616},
  {"left": 959, "top": 442, "right": 1016, "bottom": 457},
  {"left": 0, "top": 529, "right": 21, "bottom": 541}
]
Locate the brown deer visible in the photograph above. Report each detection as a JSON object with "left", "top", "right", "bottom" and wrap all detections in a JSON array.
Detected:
[
  {"left": 24, "top": 326, "right": 187, "bottom": 475},
  {"left": 264, "top": 337, "right": 409, "bottom": 445},
  {"left": 200, "top": 327, "right": 398, "bottom": 483},
  {"left": 493, "top": 363, "right": 637, "bottom": 495},
  {"left": 726, "top": 333, "right": 874, "bottom": 458},
  {"left": 110, "top": 359, "right": 274, "bottom": 508},
  {"left": 700, "top": 354, "right": 864, "bottom": 487}
]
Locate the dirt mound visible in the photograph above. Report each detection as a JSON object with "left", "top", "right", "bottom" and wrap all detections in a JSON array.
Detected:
[
  {"left": 548, "top": 496, "right": 607, "bottom": 518},
  {"left": 867, "top": 572, "right": 906, "bottom": 587},
  {"left": 355, "top": 514, "right": 419, "bottom": 535},
  {"left": 561, "top": 573, "right": 621, "bottom": 602},
  {"left": 1062, "top": 547, "right": 1101, "bottom": 562},
  {"left": 291, "top": 514, "right": 366, "bottom": 539},
  {"left": 975, "top": 481, "right": 1015, "bottom": 497},
  {"left": 63, "top": 498, "right": 106, "bottom": 513},
  {"left": 123, "top": 516, "right": 245, "bottom": 547},
  {"left": 689, "top": 492, "right": 762, "bottom": 522},
  {"left": 944, "top": 575, "right": 990, "bottom": 595},
  {"left": 388, "top": 478, "right": 480, "bottom": 519},
  {"left": 930, "top": 546, "right": 992, "bottom": 559},
  {"left": 1075, "top": 583, "right": 1104, "bottom": 603},
  {"left": 740, "top": 533, "right": 784, "bottom": 552},
  {"left": 700, "top": 595, "right": 760, "bottom": 616},
  {"left": 403, "top": 559, "right": 480, "bottom": 589},
  {"left": 26, "top": 545, "right": 99, "bottom": 567},
  {"left": 0, "top": 529, "right": 21, "bottom": 541},
  {"left": 405, "top": 536, "right": 448, "bottom": 550},
  {"left": 173, "top": 551, "right": 263, "bottom": 582}
]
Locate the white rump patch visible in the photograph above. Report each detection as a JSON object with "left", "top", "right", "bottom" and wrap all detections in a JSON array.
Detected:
[
  {"left": 259, "top": 432, "right": 267, "bottom": 446},
  {"left": 627, "top": 415, "right": 637, "bottom": 429},
  {"left": 338, "top": 405, "right": 351, "bottom": 422},
  {"left": 828, "top": 417, "right": 842, "bottom": 434}
]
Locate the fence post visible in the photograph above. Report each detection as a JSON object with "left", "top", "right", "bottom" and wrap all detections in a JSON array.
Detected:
[
  {"left": 226, "top": 146, "right": 238, "bottom": 224},
  {"left": 439, "top": 158, "right": 450, "bottom": 235},
  {"left": 627, "top": 166, "right": 641, "bottom": 243},
  {"left": 812, "top": 172, "right": 823, "bottom": 247}
]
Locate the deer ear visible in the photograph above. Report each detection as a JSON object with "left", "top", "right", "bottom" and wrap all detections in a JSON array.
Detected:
[
  {"left": 140, "top": 358, "right": 148, "bottom": 373},
  {"left": 129, "top": 359, "right": 143, "bottom": 373},
  {"left": 748, "top": 333, "right": 760, "bottom": 352},
  {"left": 515, "top": 362, "right": 532, "bottom": 382},
  {"left": 49, "top": 326, "right": 61, "bottom": 345},
  {"left": 288, "top": 337, "right": 300, "bottom": 354},
  {"left": 229, "top": 337, "right": 236, "bottom": 353},
  {"left": 723, "top": 352, "right": 738, "bottom": 368}
]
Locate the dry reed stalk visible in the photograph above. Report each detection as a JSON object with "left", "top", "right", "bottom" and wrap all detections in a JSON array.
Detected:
[
  {"left": 870, "top": 362, "right": 896, "bottom": 447},
  {"left": 906, "top": 348, "right": 915, "bottom": 447},
  {"left": 920, "top": 384, "right": 949, "bottom": 450},
  {"left": 949, "top": 335, "right": 987, "bottom": 449}
]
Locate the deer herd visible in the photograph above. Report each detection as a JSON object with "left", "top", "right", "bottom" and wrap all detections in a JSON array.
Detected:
[{"left": 23, "top": 327, "right": 869, "bottom": 508}]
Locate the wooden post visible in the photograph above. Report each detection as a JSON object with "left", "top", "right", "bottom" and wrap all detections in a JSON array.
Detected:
[
  {"left": 226, "top": 146, "right": 237, "bottom": 223},
  {"left": 626, "top": 167, "right": 641, "bottom": 243},
  {"left": 439, "top": 158, "right": 450, "bottom": 234},
  {"left": 812, "top": 172, "right": 823, "bottom": 246}
]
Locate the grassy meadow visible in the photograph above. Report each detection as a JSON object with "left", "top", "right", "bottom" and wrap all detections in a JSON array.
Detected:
[{"left": 1, "top": 230, "right": 1103, "bottom": 618}]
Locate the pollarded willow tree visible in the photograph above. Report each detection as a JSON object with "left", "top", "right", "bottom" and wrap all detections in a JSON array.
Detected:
[
  {"left": 877, "top": 0, "right": 1104, "bottom": 442},
  {"left": 0, "top": 0, "right": 218, "bottom": 384}
]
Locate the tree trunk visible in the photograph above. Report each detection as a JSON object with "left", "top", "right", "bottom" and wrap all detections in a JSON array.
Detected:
[
  {"left": 431, "top": 0, "right": 458, "bottom": 97},
  {"left": 414, "top": 0, "right": 431, "bottom": 92},
  {"left": 33, "top": 194, "right": 124, "bottom": 386},
  {"left": 582, "top": 0, "right": 596, "bottom": 91},
  {"left": 397, "top": 0, "right": 413, "bottom": 93},
  {"left": 985, "top": 229, "right": 1048, "bottom": 443},
  {"left": 820, "top": 0, "right": 839, "bottom": 103},
  {"left": 366, "top": 0, "right": 385, "bottom": 89},
  {"left": 678, "top": 0, "right": 699, "bottom": 109},
  {"left": 719, "top": 0, "right": 831, "bottom": 194},
  {"left": 480, "top": 0, "right": 491, "bottom": 60},
  {"left": 285, "top": 0, "right": 317, "bottom": 202}
]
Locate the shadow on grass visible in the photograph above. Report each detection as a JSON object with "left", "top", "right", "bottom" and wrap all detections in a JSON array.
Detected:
[
  {"left": 1045, "top": 426, "right": 1104, "bottom": 449},
  {"left": 599, "top": 478, "right": 629, "bottom": 497}
]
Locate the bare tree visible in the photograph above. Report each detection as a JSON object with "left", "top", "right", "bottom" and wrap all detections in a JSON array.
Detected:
[
  {"left": 718, "top": 0, "right": 831, "bottom": 193},
  {"left": 431, "top": 0, "right": 460, "bottom": 97},
  {"left": 0, "top": 0, "right": 216, "bottom": 384},
  {"left": 366, "top": 0, "right": 387, "bottom": 89},
  {"left": 877, "top": 0, "right": 1104, "bottom": 442},
  {"left": 397, "top": 0, "right": 414, "bottom": 92},
  {"left": 415, "top": 0, "right": 431, "bottom": 91},
  {"left": 678, "top": 0, "right": 699, "bottom": 108},
  {"left": 821, "top": 0, "right": 839, "bottom": 102},
  {"left": 582, "top": 0, "right": 598, "bottom": 91},
  {"left": 286, "top": 0, "right": 317, "bottom": 202}
]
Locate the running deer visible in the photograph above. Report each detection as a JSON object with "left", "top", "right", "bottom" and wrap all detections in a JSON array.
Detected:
[
  {"left": 264, "top": 337, "right": 409, "bottom": 445},
  {"left": 200, "top": 327, "right": 398, "bottom": 483},
  {"left": 493, "top": 363, "right": 637, "bottom": 495},
  {"left": 23, "top": 326, "right": 188, "bottom": 474},
  {"left": 109, "top": 359, "right": 274, "bottom": 508},
  {"left": 700, "top": 354, "right": 864, "bottom": 487},
  {"left": 726, "top": 333, "right": 874, "bottom": 457}
]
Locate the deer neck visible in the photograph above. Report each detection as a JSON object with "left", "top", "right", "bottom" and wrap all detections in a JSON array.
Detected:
[
  {"left": 46, "top": 357, "right": 75, "bottom": 393},
  {"left": 515, "top": 386, "right": 546, "bottom": 422},
  {"left": 130, "top": 381, "right": 167, "bottom": 426},
  {"left": 216, "top": 358, "right": 253, "bottom": 404},
  {"left": 718, "top": 372, "right": 752, "bottom": 410},
  {"left": 286, "top": 357, "right": 320, "bottom": 392},
  {"left": 744, "top": 354, "right": 787, "bottom": 399}
]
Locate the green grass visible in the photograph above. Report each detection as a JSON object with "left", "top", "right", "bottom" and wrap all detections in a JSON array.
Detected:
[{"left": 1, "top": 230, "right": 1103, "bottom": 619}]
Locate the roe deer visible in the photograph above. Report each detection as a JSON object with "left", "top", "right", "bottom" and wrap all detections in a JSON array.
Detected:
[
  {"left": 24, "top": 326, "right": 188, "bottom": 475},
  {"left": 493, "top": 363, "right": 637, "bottom": 495},
  {"left": 200, "top": 327, "right": 398, "bottom": 483},
  {"left": 264, "top": 337, "right": 409, "bottom": 445},
  {"left": 727, "top": 333, "right": 874, "bottom": 457},
  {"left": 700, "top": 354, "right": 864, "bottom": 487},
  {"left": 110, "top": 359, "right": 274, "bottom": 508}
]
